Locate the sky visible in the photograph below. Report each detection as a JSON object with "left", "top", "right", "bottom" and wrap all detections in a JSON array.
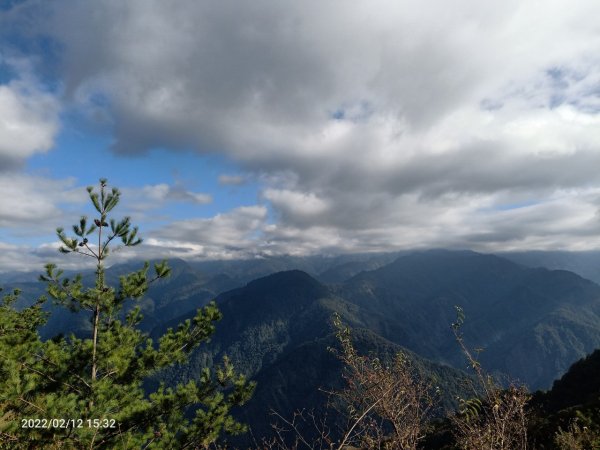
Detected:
[{"left": 2, "top": 1, "right": 600, "bottom": 272}]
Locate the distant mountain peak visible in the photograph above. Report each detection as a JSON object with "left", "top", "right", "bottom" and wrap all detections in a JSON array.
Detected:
[{"left": 245, "top": 270, "right": 326, "bottom": 294}]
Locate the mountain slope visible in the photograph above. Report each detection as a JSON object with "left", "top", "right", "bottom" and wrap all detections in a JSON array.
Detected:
[
  {"left": 153, "top": 270, "right": 472, "bottom": 445},
  {"left": 154, "top": 270, "right": 348, "bottom": 381},
  {"left": 243, "top": 328, "right": 470, "bottom": 444},
  {"left": 503, "top": 250, "right": 600, "bottom": 285},
  {"left": 338, "top": 250, "right": 600, "bottom": 388}
]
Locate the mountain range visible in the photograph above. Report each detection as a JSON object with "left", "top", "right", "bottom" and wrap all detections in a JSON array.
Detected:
[
  {"left": 3, "top": 249, "right": 600, "bottom": 444},
  {"left": 148, "top": 250, "right": 600, "bottom": 442}
]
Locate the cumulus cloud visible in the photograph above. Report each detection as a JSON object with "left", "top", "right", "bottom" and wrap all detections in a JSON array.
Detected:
[
  {"left": 107, "top": 183, "right": 213, "bottom": 228},
  {"left": 5, "top": 0, "right": 600, "bottom": 256},
  {"left": 262, "top": 189, "right": 330, "bottom": 226},
  {"left": 0, "top": 174, "right": 85, "bottom": 232},
  {"left": 149, "top": 205, "right": 268, "bottom": 259},
  {"left": 0, "top": 58, "right": 60, "bottom": 169},
  {"left": 133, "top": 183, "right": 211, "bottom": 206}
]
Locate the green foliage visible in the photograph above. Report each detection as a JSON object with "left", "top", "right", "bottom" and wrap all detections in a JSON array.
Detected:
[
  {"left": 457, "top": 397, "right": 482, "bottom": 423},
  {"left": 527, "top": 348, "right": 600, "bottom": 449},
  {"left": 0, "top": 179, "right": 254, "bottom": 449},
  {"left": 554, "top": 413, "right": 600, "bottom": 450}
]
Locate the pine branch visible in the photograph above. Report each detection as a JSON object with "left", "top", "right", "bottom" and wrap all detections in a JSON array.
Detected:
[{"left": 17, "top": 396, "right": 46, "bottom": 414}]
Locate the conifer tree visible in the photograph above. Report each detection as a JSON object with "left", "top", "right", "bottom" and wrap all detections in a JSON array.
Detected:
[{"left": 0, "top": 179, "right": 254, "bottom": 449}]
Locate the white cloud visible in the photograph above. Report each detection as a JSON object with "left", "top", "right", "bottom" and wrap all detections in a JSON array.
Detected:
[
  {"left": 0, "top": 59, "right": 60, "bottom": 168},
  {"left": 0, "top": 174, "right": 85, "bottom": 231},
  {"left": 0, "top": 240, "right": 145, "bottom": 274},
  {"left": 263, "top": 189, "right": 330, "bottom": 226},
  {"left": 139, "top": 184, "right": 212, "bottom": 205},
  {"left": 116, "top": 183, "right": 212, "bottom": 219},
  {"left": 150, "top": 205, "right": 268, "bottom": 258}
]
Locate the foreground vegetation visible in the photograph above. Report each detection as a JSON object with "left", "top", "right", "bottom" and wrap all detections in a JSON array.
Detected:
[
  {"left": 265, "top": 313, "right": 600, "bottom": 450},
  {"left": 0, "top": 180, "right": 253, "bottom": 449}
]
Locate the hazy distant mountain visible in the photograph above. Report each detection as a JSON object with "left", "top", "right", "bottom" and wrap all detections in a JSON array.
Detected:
[
  {"left": 186, "top": 252, "right": 402, "bottom": 284},
  {"left": 317, "top": 253, "right": 399, "bottom": 283},
  {"left": 503, "top": 250, "right": 600, "bottom": 285}
]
